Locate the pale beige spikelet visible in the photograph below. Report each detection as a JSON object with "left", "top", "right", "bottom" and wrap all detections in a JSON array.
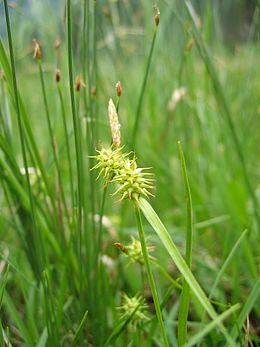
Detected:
[
  {"left": 167, "top": 87, "right": 187, "bottom": 112},
  {"left": 108, "top": 98, "right": 121, "bottom": 148}
]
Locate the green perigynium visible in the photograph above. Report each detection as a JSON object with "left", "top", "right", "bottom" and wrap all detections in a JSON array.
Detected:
[
  {"left": 125, "top": 236, "right": 155, "bottom": 264},
  {"left": 91, "top": 146, "right": 154, "bottom": 200},
  {"left": 118, "top": 293, "right": 148, "bottom": 327},
  {"left": 91, "top": 146, "right": 129, "bottom": 184}
]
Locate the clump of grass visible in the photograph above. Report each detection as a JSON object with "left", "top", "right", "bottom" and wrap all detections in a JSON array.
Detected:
[{"left": 0, "top": 1, "right": 259, "bottom": 346}]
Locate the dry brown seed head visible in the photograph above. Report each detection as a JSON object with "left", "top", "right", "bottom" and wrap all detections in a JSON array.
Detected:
[
  {"left": 154, "top": 6, "right": 160, "bottom": 26},
  {"left": 54, "top": 37, "right": 61, "bottom": 50},
  {"left": 56, "top": 69, "right": 61, "bottom": 83},
  {"left": 32, "top": 39, "right": 41, "bottom": 60},
  {"left": 91, "top": 86, "right": 97, "bottom": 96},
  {"left": 75, "top": 75, "right": 81, "bottom": 91},
  {"left": 75, "top": 76, "right": 86, "bottom": 92},
  {"left": 114, "top": 242, "right": 128, "bottom": 254},
  {"left": 116, "top": 81, "right": 122, "bottom": 97}
]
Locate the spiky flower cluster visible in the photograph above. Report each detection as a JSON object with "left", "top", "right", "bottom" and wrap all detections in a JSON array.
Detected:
[
  {"left": 117, "top": 293, "right": 148, "bottom": 327},
  {"left": 91, "top": 146, "right": 154, "bottom": 200},
  {"left": 90, "top": 147, "right": 128, "bottom": 184},
  {"left": 115, "top": 236, "right": 155, "bottom": 264}
]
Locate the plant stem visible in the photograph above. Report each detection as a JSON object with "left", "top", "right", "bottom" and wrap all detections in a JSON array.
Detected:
[
  {"left": 37, "top": 59, "right": 70, "bottom": 231},
  {"left": 67, "top": 0, "right": 84, "bottom": 313},
  {"left": 3, "top": 0, "right": 44, "bottom": 279},
  {"left": 133, "top": 200, "right": 169, "bottom": 347},
  {"left": 131, "top": 25, "right": 158, "bottom": 148},
  {"left": 177, "top": 141, "right": 193, "bottom": 347},
  {"left": 56, "top": 82, "right": 75, "bottom": 210}
]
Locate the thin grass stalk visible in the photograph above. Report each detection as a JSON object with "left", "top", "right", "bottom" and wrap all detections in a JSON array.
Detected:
[
  {"left": 42, "top": 270, "right": 58, "bottom": 346},
  {"left": 37, "top": 59, "right": 70, "bottom": 230},
  {"left": 3, "top": 0, "right": 44, "bottom": 279},
  {"left": 92, "top": 0, "right": 98, "bottom": 143},
  {"left": 134, "top": 201, "right": 170, "bottom": 347},
  {"left": 67, "top": 0, "right": 85, "bottom": 314},
  {"left": 177, "top": 141, "right": 193, "bottom": 346},
  {"left": 82, "top": 0, "right": 88, "bottom": 112},
  {"left": 0, "top": 81, "right": 12, "bottom": 146},
  {"left": 131, "top": 24, "right": 158, "bottom": 147},
  {"left": 56, "top": 82, "right": 75, "bottom": 210}
]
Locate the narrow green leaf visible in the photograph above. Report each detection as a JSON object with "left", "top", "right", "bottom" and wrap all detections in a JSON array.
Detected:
[
  {"left": 36, "top": 328, "right": 48, "bottom": 347},
  {"left": 70, "top": 310, "right": 88, "bottom": 347},
  {"left": 0, "top": 264, "right": 9, "bottom": 310},
  {"left": 102, "top": 305, "right": 140, "bottom": 347},
  {"left": 138, "top": 197, "right": 236, "bottom": 346},
  {"left": 231, "top": 278, "right": 260, "bottom": 340},
  {"left": 187, "top": 304, "right": 240, "bottom": 347},
  {"left": 209, "top": 229, "right": 248, "bottom": 300},
  {"left": 3, "top": 292, "right": 34, "bottom": 346},
  {"left": 177, "top": 141, "right": 193, "bottom": 347}
]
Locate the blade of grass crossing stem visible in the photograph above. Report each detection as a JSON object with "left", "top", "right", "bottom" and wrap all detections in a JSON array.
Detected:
[
  {"left": 36, "top": 328, "right": 48, "bottom": 347},
  {"left": 137, "top": 197, "right": 236, "bottom": 346},
  {"left": 186, "top": 304, "right": 240, "bottom": 347},
  {"left": 231, "top": 278, "right": 260, "bottom": 340},
  {"left": 185, "top": 0, "right": 260, "bottom": 231},
  {"left": 70, "top": 310, "right": 88, "bottom": 347},
  {"left": 3, "top": 292, "right": 34, "bottom": 346},
  {"left": 177, "top": 142, "right": 193, "bottom": 346},
  {"left": 0, "top": 265, "right": 9, "bottom": 310},
  {"left": 131, "top": 21, "right": 159, "bottom": 147},
  {"left": 102, "top": 304, "right": 141, "bottom": 347},
  {"left": 3, "top": 0, "right": 44, "bottom": 279},
  {"left": 0, "top": 322, "right": 4, "bottom": 347},
  {"left": 134, "top": 201, "right": 170, "bottom": 347},
  {"left": 209, "top": 229, "right": 248, "bottom": 300}
]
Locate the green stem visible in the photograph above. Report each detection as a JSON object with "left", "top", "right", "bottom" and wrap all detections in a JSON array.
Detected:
[
  {"left": 57, "top": 82, "right": 75, "bottom": 210},
  {"left": 131, "top": 25, "right": 158, "bottom": 147},
  {"left": 133, "top": 200, "right": 169, "bottom": 347},
  {"left": 3, "top": 0, "right": 44, "bottom": 279},
  {"left": 37, "top": 59, "right": 70, "bottom": 231},
  {"left": 67, "top": 0, "right": 84, "bottom": 313},
  {"left": 177, "top": 142, "right": 193, "bottom": 347}
]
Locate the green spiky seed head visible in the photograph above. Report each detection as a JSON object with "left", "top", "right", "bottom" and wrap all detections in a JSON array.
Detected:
[
  {"left": 127, "top": 236, "right": 155, "bottom": 264},
  {"left": 91, "top": 146, "right": 129, "bottom": 184},
  {"left": 118, "top": 293, "right": 148, "bottom": 327},
  {"left": 112, "top": 159, "right": 154, "bottom": 200}
]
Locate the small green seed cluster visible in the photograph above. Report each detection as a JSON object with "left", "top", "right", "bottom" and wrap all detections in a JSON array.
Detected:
[
  {"left": 118, "top": 293, "right": 148, "bottom": 327},
  {"left": 115, "top": 236, "right": 155, "bottom": 264},
  {"left": 91, "top": 147, "right": 128, "bottom": 183},
  {"left": 91, "top": 146, "right": 154, "bottom": 200}
]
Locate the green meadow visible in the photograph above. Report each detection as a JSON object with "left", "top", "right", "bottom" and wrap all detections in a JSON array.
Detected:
[{"left": 0, "top": 1, "right": 259, "bottom": 346}]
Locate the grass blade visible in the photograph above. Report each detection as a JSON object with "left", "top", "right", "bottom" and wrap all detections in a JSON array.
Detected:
[
  {"left": 209, "top": 229, "right": 248, "bottom": 300},
  {"left": 138, "top": 197, "right": 236, "bottom": 346},
  {"left": 187, "top": 304, "right": 240, "bottom": 347},
  {"left": 177, "top": 141, "right": 193, "bottom": 346},
  {"left": 134, "top": 201, "right": 169, "bottom": 347},
  {"left": 231, "top": 278, "right": 260, "bottom": 340},
  {"left": 70, "top": 310, "right": 88, "bottom": 347}
]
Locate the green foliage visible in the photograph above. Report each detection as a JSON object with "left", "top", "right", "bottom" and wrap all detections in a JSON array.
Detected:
[{"left": 0, "top": 0, "right": 259, "bottom": 346}]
